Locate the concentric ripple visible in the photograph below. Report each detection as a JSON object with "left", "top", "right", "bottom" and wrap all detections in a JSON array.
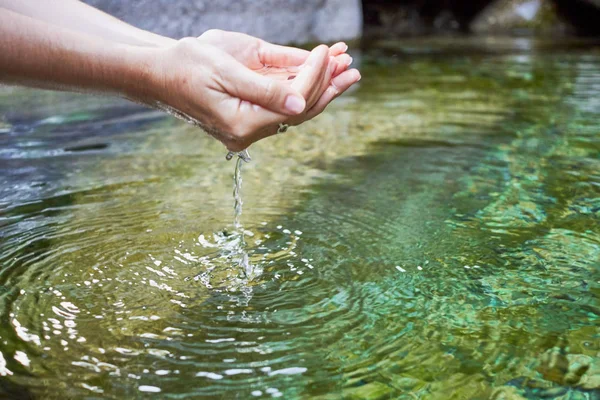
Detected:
[{"left": 1, "top": 38, "right": 599, "bottom": 399}]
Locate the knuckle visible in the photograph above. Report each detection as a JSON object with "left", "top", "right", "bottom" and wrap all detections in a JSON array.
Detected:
[
  {"left": 174, "top": 37, "right": 198, "bottom": 54},
  {"left": 177, "top": 37, "right": 197, "bottom": 47},
  {"left": 327, "top": 86, "right": 340, "bottom": 97},
  {"left": 201, "top": 29, "right": 223, "bottom": 40}
]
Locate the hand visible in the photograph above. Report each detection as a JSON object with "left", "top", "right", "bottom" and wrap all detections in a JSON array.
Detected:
[
  {"left": 196, "top": 29, "right": 351, "bottom": 83},
  {"left": 145, "top": 34, "right": 360, "bottom": 151},
  {"left": 196, "top": 30, "right": 357, "bottom": 121}
]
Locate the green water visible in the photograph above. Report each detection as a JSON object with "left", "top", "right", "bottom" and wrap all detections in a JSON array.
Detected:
[{"left": 0, "top": 38, "right": 599, "bottom": 399}]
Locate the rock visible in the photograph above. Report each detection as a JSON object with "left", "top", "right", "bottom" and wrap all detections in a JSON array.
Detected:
[
  {"left": 361, "top": 0, "right": 494, "bottom": 37},
  {"left": 535, "top": 349, "right": 600, "bottom": 390},
  {"left": 425, "top": 373, "right": 492, "bottom": 400},
  {"left": 537, "top": 346, "right": 570, "bottom": 384},
  {"left": 388, "top": 376, "right": 426, "bottom": 392},
  {"left": 341, "top": 382, "right": 394, "bottom": 400},
  {"left": 571, "top": 355, "right": 600, "bottom": 390},
  {"left": 564, "top": 354, "right": 591, "bottom": 385},
  {"left": 579, "top": 373, "right": 600, "bottom": 390},
  {"left": 83, "top": 0, "right": 362, "bottom": 45},
  {"left": 551, "top": 0, "right": 600, "bottom": 36},
  {"left": 470, "top": 0, "right": 569, "bottom": 35},
  {"left": 490, "top": 386, "right": 527, "bottom": 400}
]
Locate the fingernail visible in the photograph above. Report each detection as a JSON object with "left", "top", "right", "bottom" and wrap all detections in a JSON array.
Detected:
[
  {"left": 347, "top": 56, "right": 353, "bottom": 66},
  {"left": 284, "top": 95, "right": 305, "bottom": 114},
  {"left": 343, "top": 43, "right": 349, "bottom": 52}
]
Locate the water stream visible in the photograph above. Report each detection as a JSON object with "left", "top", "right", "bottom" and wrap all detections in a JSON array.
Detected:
[{"left": 230, "top": 150, "right": 253, "bottom": 279}]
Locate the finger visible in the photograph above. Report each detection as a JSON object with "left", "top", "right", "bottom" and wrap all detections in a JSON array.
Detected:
[
  {"left": 312, "top": 56, "right": 338, "bottom": 106},
  {"left": 228, "top": 104, "right": 285, "bottom": 151},
  {"left": 225, "top": 62, "right": 306, "bottom": 116},
  {"left": 259, "top": 41, "right": 348, "bottom": 68},
  {"left": 333, "top": 53, "right": 353, "bottom": 77},
  {"left": 304, "top": 69, "right": 361, "bottom": 120},
  {"left": 289, "top": 47, "right": 350, "bottom": 79},
  {"left": 259, "top": 42, "right": 311, "bottom": 67},
  {"left": 329, "top": 42, "right": 348, "bottom": 57},
  {"left": 290, "top": 45, "right": 330, "bottom": 109},
  {"left": 228, "top": 67, "right": 361, "bottom": 150}
]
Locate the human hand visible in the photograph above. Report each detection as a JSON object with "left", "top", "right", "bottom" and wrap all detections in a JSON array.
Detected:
[
  {"left": 196, "top": 30, "right": 357, "bottom": 121},
  {"left": 196, "top": 29, "right": 352, "bottom": 83},
  {"left": 144, "top": 35, "right": 360, "bottom": 151}
]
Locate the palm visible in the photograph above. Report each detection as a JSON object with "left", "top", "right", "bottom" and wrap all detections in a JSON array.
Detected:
[{"left": 197, "top": 30, "right": 300, "bottom": 81}]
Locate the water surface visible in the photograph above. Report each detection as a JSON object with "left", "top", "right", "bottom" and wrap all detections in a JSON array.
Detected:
[{"left": 0, "top": 37, "right": 599, "bottom": 399}]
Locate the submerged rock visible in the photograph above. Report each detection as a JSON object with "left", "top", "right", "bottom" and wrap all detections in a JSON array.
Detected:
[
  {"left": 491, "top": 386, "right": 528, "bottom": 400},
  {"left": 83, "top": 0, "right": 362, "bottom": 44},
  {"left": 341, "top": 382, "right": 394, "bottom": 400},
  {"left": 569, "top": 355, "right": 600, "bottom": 390},
  {"left": 538, "top": 346, "right": 571, "bottom": 384}
]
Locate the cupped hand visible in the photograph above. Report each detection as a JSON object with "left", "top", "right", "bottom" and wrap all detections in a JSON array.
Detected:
[
  {"left": 147, "top": 34, "right": 360, "bottom": 151},
  {"left": 196, "top": 29, "right": 352, "bottom": 84}
]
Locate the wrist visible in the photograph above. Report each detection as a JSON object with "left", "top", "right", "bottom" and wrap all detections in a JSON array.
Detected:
[
  {"left": 124, "top": 38, "right": 214, "bottom": 110},
  {"left": 116, "top": 44, "right": 164, "bottom": 103}
]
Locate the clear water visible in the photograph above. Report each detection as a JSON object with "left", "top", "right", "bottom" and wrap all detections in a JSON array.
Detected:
[{"left": 0, "top": 37, "right": 599, "bottom": 399}]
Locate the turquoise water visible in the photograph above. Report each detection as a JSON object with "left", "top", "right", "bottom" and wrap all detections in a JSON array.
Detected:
[{"left": 0, "top": 38, "right": 599, "bottom": 399}]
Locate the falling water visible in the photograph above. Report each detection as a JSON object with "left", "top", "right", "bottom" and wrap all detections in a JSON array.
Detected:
[
  {"left": 227, "top": 149, "right": 253, "bottom": 278},
  {"left": 233, "top": 156, "right": 243, "bottom": 229}
]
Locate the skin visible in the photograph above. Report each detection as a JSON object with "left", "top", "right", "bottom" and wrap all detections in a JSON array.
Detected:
[{"left": 0, "top": 0, "right": 361, "bottom": 151}]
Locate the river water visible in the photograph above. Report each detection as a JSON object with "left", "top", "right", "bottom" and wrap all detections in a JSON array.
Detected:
[{"left": 0, "top": 37, "right": 599, "bottom": 399}]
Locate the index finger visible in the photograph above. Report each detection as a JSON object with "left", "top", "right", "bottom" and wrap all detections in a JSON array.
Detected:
[{"left": 258, "top": 42, "right": 310, "bottom": 67}]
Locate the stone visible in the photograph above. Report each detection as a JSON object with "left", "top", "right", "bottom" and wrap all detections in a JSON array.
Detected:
[
  {"left": 537, "top": 346, "right": 570, "bottom": 384},
  {"left": 341, "top": 382, "right": 394, "bottom": 400},
  {"left": 490, "top": 386, "right": 527, "bottom": 400},
  {"left": 534, "top": 350, "right": 600, "bottom": 390},
  {"left": 564, "top": 354, "right": 592, "bottom": 385},
  {"left": 388, "top": 376, "right": 426, "bottom": 392},
  {"left": 426, "top": 373, "right": 492, "bottom": 400},
  {"left": 83, "top": 0, "right": 362, "bottom": 45},
  {"left": 552, "top": 0, "right": 600, "bottom": 36},
  {"left": 571, "top": 355, "right": 600, "bottom": 390},
  {"left": 470, "top": 0, "right": 568, "bottom": 35}
]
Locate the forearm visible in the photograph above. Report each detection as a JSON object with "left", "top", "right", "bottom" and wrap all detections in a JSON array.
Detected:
[
  {"left": 0, "top": 0, "right": 176, "bottom": 47},
  {"left": 0, "top": 8, "right": 157, "bottom": 99}
]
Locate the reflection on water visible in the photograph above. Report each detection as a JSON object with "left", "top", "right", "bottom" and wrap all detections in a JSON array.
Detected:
[{"left": 0, "top": 38, "right": 599, "bottom": 399}]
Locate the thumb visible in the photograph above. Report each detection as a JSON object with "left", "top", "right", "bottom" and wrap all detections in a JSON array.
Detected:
[{"left": 225, "top": 64, "right": 306, "bottom": 116}]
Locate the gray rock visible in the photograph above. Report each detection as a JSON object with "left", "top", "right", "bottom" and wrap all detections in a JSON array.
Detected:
[
  {"left": 83, "top": 0, "right": 362, "bottom": 45},
  {"left": 470, "top": 0, "right": 569, "bottom": 35}
]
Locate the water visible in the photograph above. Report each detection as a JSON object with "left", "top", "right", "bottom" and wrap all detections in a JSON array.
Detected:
[
  {"left": 232, "top": 150, "right": 250, "bottom": 230},
  {"left": 0, "top": 37, "right": 599, "bottom": 399},
  {"left": 230, "top": 151, "right": 253, "bottom": 278}
]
